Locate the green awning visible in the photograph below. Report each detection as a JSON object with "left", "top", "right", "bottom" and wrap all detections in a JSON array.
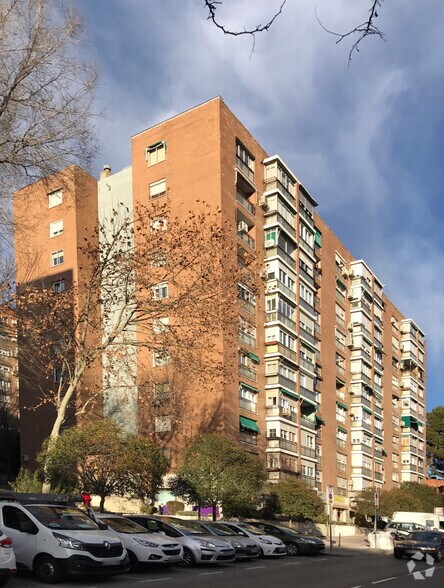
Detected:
[
  {"left": 363, "top": 406, "right": 373, "bottom": 415},
  {"left": 402, "top": 416, "right": 411, "bottom": 427},
  {"left": 336, "top": 278, "right": 346, "bottom": 288},
  {"left": 315, "top": 230, "right": 322, "bottom": 247},
  {"left": 147, "top": 139, "right": 166, "bottom": 150},
  {"left": 240, "top": 416, "right": 259, "bottom": 433},
  {"left": 280, "top": 388, "right": 299, "bottom": 400},
  {"left": 247, "top": 352, "right": 260, "bottom": 364},
  {"left": 316, "top": 416, "right": 325, "bottom": 425},
  {"left": 240, "top": 382, "right": 259, "bottom": 393},
  {"left": 418, "top": 420, "right": 424, "bottom": 427},
  {"left": 337, "top": 426, "right": 347, "bottom": 434},
  {"left": 336, "top": 401, "right": 348, "bottom": 411},
  {"left": 336, "top": 375, "right": 346, "bottom": 385},
  {"left": 301, "top": 397, "right": 318, "bottom": 407}
]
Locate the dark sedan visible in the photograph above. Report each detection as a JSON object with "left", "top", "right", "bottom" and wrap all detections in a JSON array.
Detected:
[
  {"left": 394, "top": 531, "right": 444, "bottom": 561},
  {"left": 247, "top": 521, "right": 325, "bottom": 556}
]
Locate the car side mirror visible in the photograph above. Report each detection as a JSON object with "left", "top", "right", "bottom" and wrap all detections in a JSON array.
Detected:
[{"left": 97, "top": 522, "right": 109, "bottom": 530}]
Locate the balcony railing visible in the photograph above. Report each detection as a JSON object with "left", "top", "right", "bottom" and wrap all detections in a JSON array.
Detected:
[
  {"left": 301, "top": 475, "right": 317, "bottom": 487},
  {"left": 351, "top": 419, "right": 372, "bottom": 432},
  {"left": 352, "top": 443, "right": 372, "bottom": 455},
  {"left": 351, "top": 395, "right": 372, "bottom": 409},
  {"left": 299, "top": 357, "right": 316, "bottom": 372},
  {"left": 236, "top": 156, "right": 254, "bottom": 181},
  {"left": 299, "top": 327, "right": 317, "bottom": 346},
  {"left": 300, "top": 386, "right": 318, "bottom": 404},
  {"left": 336, "top": 438, "right": 347, "bottom": 449},
  {"left": 336, "top": 461, "right": 347, "bottom": 472},
  {"left": 238, "top": 331, "right": 256, "bottom": 348},
  {"left": 266, "top": 374, "right": 297, "bottom": 391},
  {"left": 299, "top": 298, "right": 315, "bottom": 314},
  {"left": 352, "top": 466, "right": 373, "bottom": 479},
  {"left": 301, "top": 446, "right": 317, "bottom": 459},
  {"left": 265, "top": 341, "right": 297, "bottom": 364},
  {"left": 237, "top": 297, "right": 256, "bottom": 316},
  {"left": 237, "top": 232, "right": 255, "bottom": 250},
  {"left": 336, "top": 364, "right": 345, "bottom": 376},
  {"left": 236, "top": 192, "right": 256, "bottom": 216},
  {"left": 263, "top": 177, "right": 295, "bottom": 205},
  {"left": 238, "top": 364, "right": 257, "bottom": 381},
  {"left": 266, "top": 406, "right": 297, "bottom": 422},
  {"left": 265, "top": 278, "right": 296, "bottom": 301},
  {"left": 239, "top": 397, "right": 257, "bottom": 413},
  {"left": 300, "top": 417, "right": 316, "bottom": 430},
  {"left": 374, "top": 472, "right": 383, "bottom": 481},
  {"left": 267, "top": 437, "right": 298, "bottom": 453},
  {"left": 300, "top": 267, "right": 315, "bottom": 287},
  {"left": 239, "top": 431, "right": 258, "bottom": 446},
  {"left": 266, "top": 311, "right": 296, "bottom": 332}
]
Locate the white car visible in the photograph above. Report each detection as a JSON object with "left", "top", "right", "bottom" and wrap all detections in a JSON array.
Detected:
[
  {"left": 218, "top": 522, "right": 287, "bottom": 556},
  {"left": 95, "top": 514, "right": 183, "bottom": 572},
  {"left": 0, "top": 530, "right": 16, "bottom": 586}
]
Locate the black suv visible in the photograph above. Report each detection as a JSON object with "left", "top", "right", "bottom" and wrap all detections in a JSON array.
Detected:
[{"left": 247, "top": 522, "right": 325, "bottom": 556}]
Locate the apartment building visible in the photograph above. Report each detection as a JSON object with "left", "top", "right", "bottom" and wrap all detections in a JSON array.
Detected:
[{"left": 14, "top": 98, "right": 427, "bottom": 519}]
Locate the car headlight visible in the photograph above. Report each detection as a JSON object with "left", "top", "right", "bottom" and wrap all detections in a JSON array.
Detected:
[
  {"left": 303, "top": 539, "right": 318, "bottom": 544},
  {"left": 260, "top": 538, "right": 272, "bottom": 544},
  {"left": 231, "top": 541, "right": 243, "bottom": 548},
  {"left": 193, "top": 539, "right": 216, "bottom": 548},
  {"left": 53, "top": 532, "right": 85, "bottom": 551},
  {"left": 134, "top": 538, "right": 160, "bottom": 548}
]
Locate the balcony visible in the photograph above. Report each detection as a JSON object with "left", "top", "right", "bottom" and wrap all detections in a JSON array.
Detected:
[
  {"left": 374, "top": 472, "right": 383, "bottom": 482},
  {"left": 352, "top": 443, "right": 372, "bottom": 455},
  {"left": 299, "top": 297, "right": 315, "bottom": 314},
  {"left": 335, "top": 314, "right": 345, "bottom": 328},
  {"left": 336, "top": 290, "right": 346, "bottom": 304},
  {"left": 351, "top": 419, "right": 372, "bottom": 432},
  {"left": 336, "top": 461, "right": 347, "bottom": 472},
  {"left": 265, "top": 278, "right": 295, "bottom": 301},
  {"left": 301, "top": 475, "right": 317, "bottom": 487},
  {"left": 351, "top": 276, "right": 372, "bottom": 295},
  {"left": 237, "top": 231, "right": 256, "bottom": 250},
  {"left": 236, "top": 155, "right": 254, "bottom": 182},
  {"left": 336, "top": 364, "right": 345, "bottom": 376},
  {"left": 265, "top": 341, "right": 297, "bottom": 364},
  {"left": 266, "top": 406, "right": 297, "bottom": 423},
  {"left": 300, "top": 416, "right": 317, "bottom": 430},
  {"left": 299, "top": 386, "right": 318, "bottom": 404},
  {"left": 298, "top": 238, "right": 314, "bottom": 257},
  {"left": 239, "top": 331, "right": 256, "bottom": 348},
  {"left": 263, "top": 176, "right": 296, "bottom": 205},
  {"left": 300, "top": 267, "right": 315, "bottom": 288},
  {"left": 299, "top": 206, "right": 313, "bottom": 226},
  {"left": 374, "top": 447, "right": 383, "bottom": 459},
  {"left": 237, "top": 297, "right": 256, "bottom": 316},
  {"left": 265, "top": 245, "right": 295, "bottom": 268},
  {"left": 236, "top": 191, "right": 256, "bottom": 216},
  {"left": 351, "top": 372, "right": 372, "bottom": 386},
  {"left": 267, "top": 437, "right": 298, "bottom": 453},
  {"left": 300, "top": 326, "right": 317, "bottom": 347},
  {"left": 265, "top": 373, "right": 297, "bottom": 392},
  {"left": 336, "top": 487, "right": 347, "bottom": 497},
  {"left": 299, "top": 357, "right": 316, "bottom": 372},
  {"left": 374, "top": 404, "right": 383, "bottom": 417},
  {"left": 352, "top": 466, "right": 373, "bottom": 479},
  {"left": 239, "top": 431, "right": 258, "bottom": 446},
  {"left": 239, "top": 397, "right": 257, "bottom": 413},
  {"left": 351, "top": 395, "right": 372, "bottom": 409},
  {"left": 301, "top": 446, "right": 317, "bottom": 459},
  {"left": 266, "top": 311, "right": 296, "bottom": 332},
  {"left": 238, "top": 364, "right": 257, "bottom": 381}
]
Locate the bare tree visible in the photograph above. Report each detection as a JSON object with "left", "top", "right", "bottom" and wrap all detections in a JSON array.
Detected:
[
  {"left": 204, "top": 0, "right": 386, "bottom": 61},
  {"left": 14, "top": 199, "right": 257, "bottom": 491},
  {"left": 0, "top": 0, "right": 99, "bottom": 199}
]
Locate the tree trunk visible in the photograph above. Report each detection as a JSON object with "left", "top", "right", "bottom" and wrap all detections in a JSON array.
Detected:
[
  {"left": 212, "top": 502, "right": 217, "bottom": 521},
  {"left": 100, "top": 495, "right": 105, "bottom": 513}
]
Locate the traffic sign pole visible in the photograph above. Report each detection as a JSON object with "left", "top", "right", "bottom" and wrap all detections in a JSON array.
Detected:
[{"left": 326, "top": 485, "right": 334, "bottom": 554}]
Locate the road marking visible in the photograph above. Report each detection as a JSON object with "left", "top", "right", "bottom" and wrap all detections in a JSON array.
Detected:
[
  {"left": 316, "top": 558, "right": 327, "bottom": 561},
  {"left": 350, "top": 585, "right": 363, "bottom": 588},
  {"left": 137, "top": 579, "right": 172, "bottom": 584},
  {"left": 371, "top": 578, "right": 397, "bottom": 585},
  {"left": 246, "top": 565, "right": 266, "bottom": 569},
  {"left": 284, "top": 562, "right": 301, "bottom": 565},
  {"left": 198, "top": 571, "right": 224, "bottom": 576}
]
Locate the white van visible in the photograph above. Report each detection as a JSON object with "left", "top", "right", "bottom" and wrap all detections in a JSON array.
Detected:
[
  {"left": 391, "top": 511, "right": 444, "bottom": 531},
  {"left": 0, "top": 492, "right": 129, "bottom": 583}
]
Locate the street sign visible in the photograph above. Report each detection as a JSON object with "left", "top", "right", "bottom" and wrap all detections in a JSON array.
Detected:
[
  {"left": 374, "top": 492, "right": 379, "bottom": 509},
  {"left": 327, "top": 485, "right": 334, "bottom": 504}
]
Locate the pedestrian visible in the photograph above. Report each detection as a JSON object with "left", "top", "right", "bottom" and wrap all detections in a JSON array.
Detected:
[{"left": 81, "top": 491, "right": 92, "bottom": 507}]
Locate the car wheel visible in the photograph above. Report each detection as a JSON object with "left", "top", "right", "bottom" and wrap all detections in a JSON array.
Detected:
[
  {"left": 434, "top": 550, "right": 443, "bottom": 562},
  {"left": 393, "top": 552, "right": 403, "bottom": 560},
  {"left": 128, "top": 550, "right": 141, "bottom": 573},
  {"left": 179, "top": 547, "right": 195, "bottom": 567},
  {"left": 258, "top": 546, "right": 265, "bottom": 558},
  {"left": 286, "top": 542, "right": 301, "bottom": 556},
  {"left": 34, "top": 555, "right": 63, "bottom": 584}
]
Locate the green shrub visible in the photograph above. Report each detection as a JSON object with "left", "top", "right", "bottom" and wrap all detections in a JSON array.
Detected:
[{"left": 166, "top": 500, "right": 184, "bottom": 515}]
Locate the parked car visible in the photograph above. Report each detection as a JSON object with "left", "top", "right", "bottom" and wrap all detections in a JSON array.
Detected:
[
  {"left": 0, "top": 492, "right": 128, "bottom": 583},
  {"left": 247, "top": 521, "right": 325, "bottom": 556},
  {"left": 0, "top": 530, "right": 16, "bottom": 586},
  {"left": 384, "top": 522, "right": 425, "bottom": 539},
  {"left": 93, "top": 514, "right": 183, "bottom": 571},
  {"left": 188, "top": 520, "right": 260, "bottom": 560},
  {"left": 124, "top": 515, "right": 236, "bottom": 567},
  {"left": 212, "top": 521, "right": 287, "bottom": 557},
  {"left": 393, "top": 531, "right": 444, "bottom": 561}
]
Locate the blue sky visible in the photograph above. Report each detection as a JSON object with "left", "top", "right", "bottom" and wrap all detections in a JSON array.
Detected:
[{"left": 75, "top": 0, "right": 444, "bottom": 410}]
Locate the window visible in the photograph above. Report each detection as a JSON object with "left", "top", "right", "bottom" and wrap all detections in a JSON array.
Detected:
[
  {"left": 48, "top": 189, "right": 62, "bottom": 208},
  {"left": 149, "top": 179, "right": 167, "bottom": 199},
  {"left": 146, "top": 141, "right": 166, "bottom": 166},
  {"left": 50, "top": 220, "right": 63, "bottom": 238},
  {"left": 52, "top": 280, "right": 65, "bottom": 293},
  {"left": 152, "top": 282, "right": 168, "bottom": 300},
  {"left": 236, "top": 141, "right": 255, "bottom": 179},
  {"left": 155, "top": 415, "right": 171, "bottom": 433},
  {"left": 153, "top": 350, "right": 170, "bottom": 367},
  {"left": 53, "top": 368, "right": 62, "bottom": 383},
  {"left": 50, "top": 250, "right": 64, "bottom": 267}
]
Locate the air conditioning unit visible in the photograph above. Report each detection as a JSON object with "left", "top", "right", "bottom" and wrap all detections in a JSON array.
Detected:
[
  {"left": 238, "top": 221, "right": 248, "bottom": 234},
  {"left": 264, "top": 239, "right": 275, "bottom": 248},
  {"left": 259, "top": 196, "right": 269, "bottom": 210},
  {"left": 346, "top": 336, "right": 353, "bottom": 347},
  {"left": 347, "top": 322, "right": 353, "bottom": 331},
  {"left": 316, "top": 261, "right": 322, "bottom": 273},
  {"left": 341, "top": 268, "right": 349, "bottom": 278}
]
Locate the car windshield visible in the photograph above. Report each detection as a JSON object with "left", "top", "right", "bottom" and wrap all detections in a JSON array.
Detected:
[
  {"left": 164, "top": 519, "right": 207, "bottom": 535},
  {"left": 26, "top": 505, "right": 99, "bottom": 530},
  {"left": 100, "top": 517, "right": 148, "bottom": 534},
  {"left": 237, "top": 523, "right": 264, "bottom": 535},
  {"left": 408, "top": 532, "right": 442, "bottom": 542},
  {"left": 205, "top": 523, "right": 236, "bottom": 536},
  {"left": 274, "top": 526, "right": 301, "bottom": 536}
]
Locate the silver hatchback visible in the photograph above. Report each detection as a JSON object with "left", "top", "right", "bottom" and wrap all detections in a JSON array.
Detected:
[{"left": 125, "top": 516, "right": 236, "bottom": 567}]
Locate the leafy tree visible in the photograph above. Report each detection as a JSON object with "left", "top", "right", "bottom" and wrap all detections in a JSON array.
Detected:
[
  {"left": 0, "top": 0, "right": 98, "bottom": 200},
  {"left": 427, "top": 407, "right": 444, "bottom": 475},
  {"left": 10, "top": 468, "right": 43, "bottom": 493},
  {"left": 121, "top": 434, "right": 169, "bottom": 505},
  {"left": 269, "top": 479, "right": 324, "bottom": 522},
  {"left": 169, "top": 433, "right": 266, "bottom": 520},
  {"left": 399, "top": 482, "right": 442, "bottom": 513}
]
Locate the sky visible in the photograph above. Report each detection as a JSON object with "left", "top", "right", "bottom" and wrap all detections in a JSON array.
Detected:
[{"left": 74, "top": 0, "right": 444, "bottom": 410}]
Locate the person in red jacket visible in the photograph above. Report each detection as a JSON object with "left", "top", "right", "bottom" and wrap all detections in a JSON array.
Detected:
[{"left": 81, "top": 491, "right": 92, "bottom": 507}]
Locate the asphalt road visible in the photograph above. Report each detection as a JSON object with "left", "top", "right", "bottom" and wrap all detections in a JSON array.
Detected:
[{"left": 8, "top": 552, "right": 444, "bottom": 588}]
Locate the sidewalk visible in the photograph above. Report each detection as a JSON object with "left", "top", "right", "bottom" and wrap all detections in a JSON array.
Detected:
[{"left": 324, "top": 534, "right": 391, "bottom": 557}]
